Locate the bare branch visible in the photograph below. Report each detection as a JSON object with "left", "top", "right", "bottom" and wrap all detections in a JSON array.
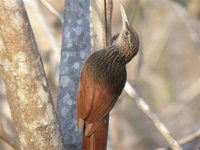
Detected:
[
  {"left": 136, "top": 0, "right": 145, "bottom": 77},
  {"left": 24, "top": 0, "right": 61, "bottom": 95},
  {"left": 156, "top": 130, "right": 200, "bottom": 150},
  {"left": 104, "top": 0, "right": 112, "bottom": 46},
  {"left": 0, "top": 113, "right": 19, "bottom": 150},
  {"left": 39, "top": 0, "right": 64, "bottom": 24},
  {"left": 124, "top": 82, "right": 182, "bottom": 150},
  {"left": 0, "top": 123, "right": 18, "bottom": 150},
  {"left": 167, "top": 0, "right": 200, "bottom": 49},
  {"left": 179, "top": 78, "right": 200, "bottom": 101},
  {"left": 161, "top": 78, "right": 200, "bottom": 119},
  {"left": 178, "top": 130, "right": 200, "bottom": 146}
]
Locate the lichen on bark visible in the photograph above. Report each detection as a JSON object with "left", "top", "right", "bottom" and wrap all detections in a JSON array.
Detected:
[{"left": 56, "top": 0, "right": 91, "bottom": 149}]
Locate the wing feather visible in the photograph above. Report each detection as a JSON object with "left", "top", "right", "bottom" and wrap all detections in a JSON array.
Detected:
[{"left": 76, "top": 69, "right": 121, "bottom": 136}]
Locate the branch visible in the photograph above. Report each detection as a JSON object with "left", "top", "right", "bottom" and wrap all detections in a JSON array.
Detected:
[
  {"left": 0, "top": 0, "right": 63, "bottom": 149},
  {"left": 167, "top": 0, "right": 200, "bottom": 50},
  {"left": 161, "top": 78, "right": 200, "bottom": 120},
  {"left": 178, "top": 130, "right": 200, "bottom": 145},
  {"left": 56, "top": 0, "right": 91, "bottom": 149},
  {"left": 39, "top": 0, "right": 64, "bottom": 23},
  {"left": 0, "top": 123, "right": 18, "bottom": 150},
  {"left": 124, "top": 82, "right": 182, "bottom": 150},
  {"left": 24, "top": 0, "right": 61, "bottom": 94},
  {"left": 156, "top": 130, "right": 200, "bottom": 150},
  {"left": 104, "top": 0, "right": 112, "bottom": 46},
  {"left": 135, "top": 0, "right": 145, "bottom": 77},
  {"left": 0, "top": 113, "right": 19, "bottom": 150}
]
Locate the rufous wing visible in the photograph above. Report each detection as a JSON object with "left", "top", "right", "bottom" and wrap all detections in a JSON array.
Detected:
[{"left": 76, "top": 69, "right": 120, "bottom": 136}]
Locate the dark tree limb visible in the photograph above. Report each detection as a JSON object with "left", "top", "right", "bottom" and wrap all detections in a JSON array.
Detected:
[{"left": 125, "top": 82, "right": 182, "bottom": 150}]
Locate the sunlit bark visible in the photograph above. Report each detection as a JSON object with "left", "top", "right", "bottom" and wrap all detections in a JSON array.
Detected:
[{"left": 0, "top": 0, "right": 63, "bottom": 149}]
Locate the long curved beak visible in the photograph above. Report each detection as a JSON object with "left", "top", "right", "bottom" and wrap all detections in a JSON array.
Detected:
[{"left": 120, "top": 3, "right": 129, "bottom": 30}]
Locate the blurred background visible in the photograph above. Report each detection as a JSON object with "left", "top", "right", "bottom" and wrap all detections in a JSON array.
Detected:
[{"left": 0, "top": 0, "right": 200, "bottom": 149}]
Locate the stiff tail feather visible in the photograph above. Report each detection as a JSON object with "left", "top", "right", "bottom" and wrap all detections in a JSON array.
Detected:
[{"left": 83, "top": 120, "right": 108, "bottom": 150}]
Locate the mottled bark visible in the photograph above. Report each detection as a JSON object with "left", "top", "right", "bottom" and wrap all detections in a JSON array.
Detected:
[
  {"left": 56, "top": 0, "right": 112, "bottom": 149},
  {"left": 56, "top": 0, "right": 90, "bottom": 149},
  {"left": 24, "top": 0, "right": 60, "bottom": 100},
  {"left": 0, "top": 0, "right": 63, "bottom": 150}
]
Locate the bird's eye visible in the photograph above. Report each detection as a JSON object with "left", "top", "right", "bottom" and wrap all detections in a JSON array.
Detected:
[{"left": 125, "top": 31, "right": 129, "bottom": 36}]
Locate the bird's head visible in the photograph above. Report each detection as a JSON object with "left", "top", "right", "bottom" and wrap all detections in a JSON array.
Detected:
[{"left": 115, "top": 4, "right": 139, "bottom": 63}]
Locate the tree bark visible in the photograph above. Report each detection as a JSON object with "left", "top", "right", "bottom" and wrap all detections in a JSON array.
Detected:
[
  {"left": 56, "top": 0, "right": 112, "bottom": 149},
  {"left": 0, "top": 0, "right": 63, "bottom": 150},
  {"left": 56, "top": 0, "right": 91, "bottom": 149}
]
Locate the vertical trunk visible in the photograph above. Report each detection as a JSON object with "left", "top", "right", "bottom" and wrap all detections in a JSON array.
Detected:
[
  {"left": 0, "top": 0, "right": 63, "bottom": 150},
  {"left": 56, "top": 0, "right": 91, "bottom": 149}
]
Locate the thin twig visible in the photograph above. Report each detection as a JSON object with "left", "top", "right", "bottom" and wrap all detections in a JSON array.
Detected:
[
  {"left": 156, "top": 130, "right": 200, "bottom": 150},
  {"left": 0, "top": 114, "right": 19, "bottom": 150},
  {"left": 0, "top": 128, "right": 18, "bottom": 150},
  {"left": 178, "top": 130, "right": 200, "bottom": 145},
  {"left": 104, "top": 0, "right": 112, "bottom": 46},
  {"left": 161, "top": 78, "right": 200, "bottom": 120},
  {"left": 39, "top": 0, "right": 64, "bottom": 23},
  {"left": 179, "top": 78, "right": 200, "bottom": 101},
  {"left": 136, "top": 0, "right": 145, "bottom": 77},
  {"left": 124, "top": 82, "right": 182, "bottom": 150},
  {"left": 167, "top": 0, "right": 200, "bottom": 50}
]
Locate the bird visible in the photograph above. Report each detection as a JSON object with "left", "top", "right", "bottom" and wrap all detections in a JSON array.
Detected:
[{"left": 76, "top": 4, "right": 139, "bottom": 150}]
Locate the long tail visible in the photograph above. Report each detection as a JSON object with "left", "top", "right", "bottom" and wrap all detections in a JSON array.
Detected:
[{"left": 83, "top": 120, "right": 108, "bottom": 150}]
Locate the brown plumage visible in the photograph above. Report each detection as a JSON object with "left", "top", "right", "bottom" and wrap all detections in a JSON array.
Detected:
[{"left": 76, "top": 4, "right": 139, "bottom": 150}]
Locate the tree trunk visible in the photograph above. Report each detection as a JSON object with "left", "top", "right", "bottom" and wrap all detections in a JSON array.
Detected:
[
  {"left": 0, "top": 0, "right": 63, "bottom": 150},
  {"left": 56, "top": 0, "right": 91, "bottom": 149},
  {"left": 56, "top": 0, "right": 112, "bottom": 149}
]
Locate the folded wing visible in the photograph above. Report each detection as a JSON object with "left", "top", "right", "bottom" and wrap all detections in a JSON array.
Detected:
[{"left": 76, "top": 69, "right": 120, "bottom": 136}]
